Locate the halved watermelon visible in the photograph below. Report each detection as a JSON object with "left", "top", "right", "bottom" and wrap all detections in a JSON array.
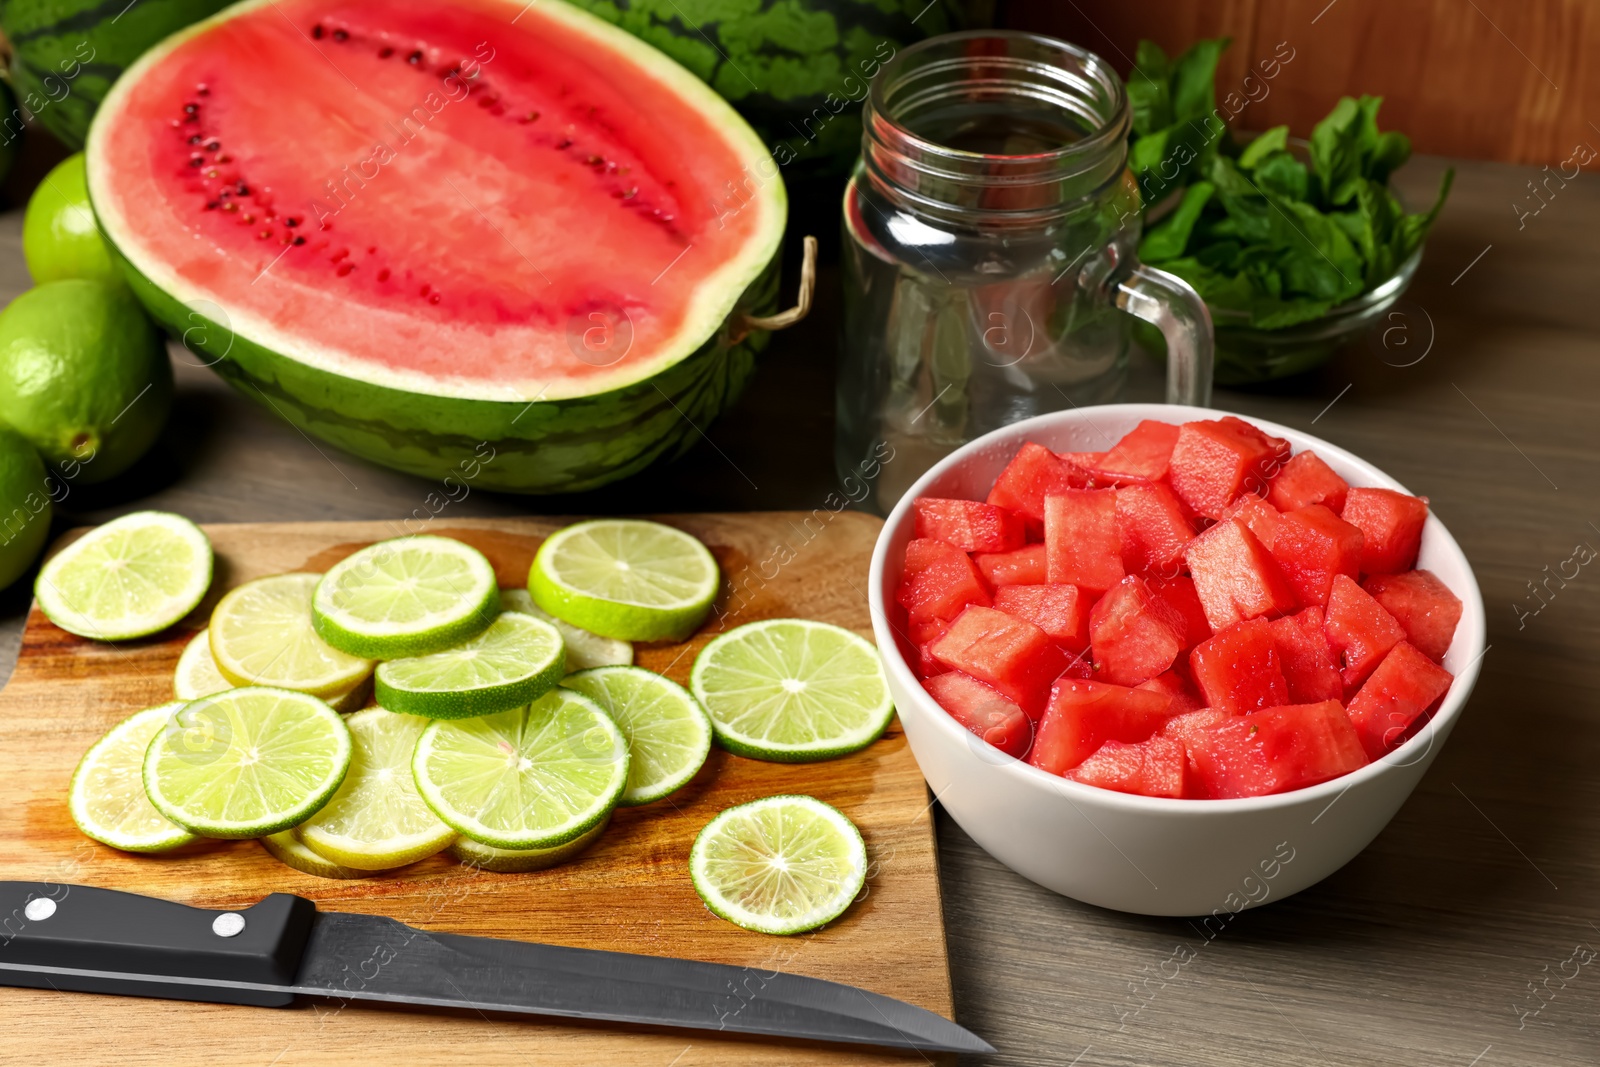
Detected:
[{"left": 86, "top": 0, "right": 786, "bottom": 493}]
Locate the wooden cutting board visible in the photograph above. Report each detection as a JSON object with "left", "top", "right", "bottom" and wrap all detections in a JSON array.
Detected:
[{"left": 0, "top": 513, "right": 954, "bottom": 1066}]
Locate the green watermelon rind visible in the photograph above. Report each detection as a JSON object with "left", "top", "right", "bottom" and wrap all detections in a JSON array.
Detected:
[{"left": 85, "top": 0, "right": 788, "bottom": 495}]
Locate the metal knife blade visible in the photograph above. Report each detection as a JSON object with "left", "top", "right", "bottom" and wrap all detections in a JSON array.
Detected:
[{"left": 0, "top": 883, "right": 992, "bottom": 1055}]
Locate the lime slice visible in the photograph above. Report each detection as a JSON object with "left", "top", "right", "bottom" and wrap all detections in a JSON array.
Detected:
[
  {"left": 298, "top": 708, "right": 456, "bottom": 869},
  {"left": 501, "top": 588, "right": 632, "bottom": 671},
  {"left": 174, "top": 628, "right": 231, "bottom": 700},
  {"left": 261, "top": 827, "right": 366, "bottom": 879},
  {"left": 69, "top": 703, "right": 198, "bottom": 853},
  {"left": 449, "top": 815, "right": 610, "bottom": 873},
  {"left": 412, "top": 689, "right": 628, "bottom": 850},
  {"left": 209, "top": 574, "right": 373, "bottom": 698},
  {"left": 690, "top": 795, "right": 867, "bottom": 936},
  {"left": 561, "top": 666, "right": 712, "bottom": 805},
  {"left": 375, "top": 611, "right": 565, "bottom": 719},
  {"left": 143, "top": 687, "right": 352, "bottom": 839},
  {"left": 35, "top": 511, "right": 212, "bottom": 640},
  {"left": 313, "top": 535, "right": 499, "bottom": 659},
  {"left": 529, "top": 519, "right": 719, "bottom": 642},
  {"left": 177, "top": 627, "right": 367, "bottom": 710},
  {"left": 689, "top": 619, "right": 894, "bottom": 762}
]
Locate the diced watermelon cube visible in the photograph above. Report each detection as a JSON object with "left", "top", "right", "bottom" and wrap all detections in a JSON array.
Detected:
[
  {"left": 1362, "top": 569, "right": 1463, "bottom": 662},
  {"left": 1044, "top": 489, "right": 1125, "bottom": 594},
  {"left": 1267, "top": 450, "right": 1349, "bottom": 514},
  {"left": 1089, "top": 576, "right": 1186, "bottom": 686},
  {"left": 897, "top": 539, "right": 990, "bottom": 623},
  {"left": 1136, "top": 669, "right": 1204, "bottom": 714},
  {"left": 1269, "top": 504, "right": 1365, "bottom": 606},
  {"left": 1088, "top": 420, "right": 1182, "bottom": 484},
  {"left": 1269, "top": 606, "right": 1343, "bottom": 704},
  {"left": 1221, "top": 494, "right": 1281, "bottom": 549},
  {"left": 1168, "top": 416, "right": 1292, "bottom": 519},
  {"left": 972, "top": 543, "right": 1049, "bottom": 587},
  {"left": 1178, "top": 700, "right": 1369, "bottom": 798},
  {"left": 1345, "top": 641, "right": 1454, "bottom": 758},
  {"left": 1116, "top": 482, "right": 1195, "bottom": 577},
  {"left": 907, "top": 617, "right": 951, "bottom": 677},
  {"left": 1149, "top": 575, "right": 1212, "bottom": 649},
  {"left": 1324, "top": 574, "right": 1405, "bottom": 692},
  {"left": 1342, "top": 487, "right": 1429, "bottom": 574},
  {"left": 914, "top": 497, "right": 1026, "bottom": 553},
  {"left": 1184, "top": 518, "right": 1298, "bottom": 631},
  {"left": 1058, "top": 450, "right": 1108, "bottom": 475},
  {"left": 986, "top": 442, "right": 1087, "bottom": 526},
  {"left": 992, "top": 583, "right": 1092, "bottom": 653},
  {"left": 923, "top": 670, "right": 1033, "bottom": 758},
  {"left": 1069, "top": 736, "right": 1187, "bottom": 798},
  {"left": 929, "top": 605, "right": 1067, "bottom": 714},
  {"left": 1189, "top": 617, "right": 1290, "bottom": 712},
  {"left": 1026, "top": 678, "right": 1173, "bottom": 775}
]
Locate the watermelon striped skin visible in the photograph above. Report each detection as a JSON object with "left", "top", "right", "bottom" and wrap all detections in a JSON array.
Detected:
[
  {"left": 115, "top": 246, "right": 780, "bottom": 494},
  {"left": 564, "top": 0, "right": 977, "bottom": 179},
  {"left": 2, "top": 0, "right": 234, "bottom": 147}
]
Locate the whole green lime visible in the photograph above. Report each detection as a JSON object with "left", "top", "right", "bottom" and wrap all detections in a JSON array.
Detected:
[
  {"left": 0, "top": 280, "right": 172, "bottom": 484},
  {"left": 23, "top": 153, "right": 118, "bottom": 285},
  {"left": 0, "top": 428, "right": 53, "bottom": 591}
]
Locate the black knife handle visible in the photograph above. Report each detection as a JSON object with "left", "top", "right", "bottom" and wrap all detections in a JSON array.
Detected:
[{"left": 0, "top": 882, "right": 315, "bottom": 1007}]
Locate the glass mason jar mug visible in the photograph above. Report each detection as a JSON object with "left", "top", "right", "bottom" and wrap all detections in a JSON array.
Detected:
[{"left": 837, "top": 31, "right": 1214, "bottom": 513}]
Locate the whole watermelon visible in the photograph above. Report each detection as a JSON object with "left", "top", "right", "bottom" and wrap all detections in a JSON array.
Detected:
[
  {"left": 564, "top": 0, "right": 986, "bottom": 180},
  {"left": 1, "top": 0, "right": 234, "bottom": 148}
]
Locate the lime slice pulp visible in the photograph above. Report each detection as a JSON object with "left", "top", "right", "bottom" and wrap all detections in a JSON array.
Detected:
[
  {"left": 261, "top": 828, "right": 366, "bottom": 879},
  {"left": 412, "top": 689, "right": 628, "bottom": 850},
  {"left": 375, "top": 611, "right": 565, "bottom": 719},
  {"left": 501, "top": 588, "right": 631, "bottom": 671},
  {"left": 298, "top": 708, "right": 455, "bottom": 869},
  {"left": 142, "top": 686, "right": 352, "bottom": 838},
  {"left": 529, "top": 519, "right": 718, "bottom": 642},
  {"left": 561, "top": 666, "right": 712, "bottom": 805},
  {"left": 690, "top": 619, "right": 894, "bottom": 762},
  {"left": 690, "top": 794, "right": 867, "bottom": 935},
  {"left": 36, "top": 511, "right": 212, "bottom": 640},
  {"left": 208, "top": 573, "right": 373, "bottom": 698},
  {"left": 313, "top": 535, "right": 499, "bottom": 659},
  {"left": 69, "top": 703, "right": 198, "bottom": 852}
]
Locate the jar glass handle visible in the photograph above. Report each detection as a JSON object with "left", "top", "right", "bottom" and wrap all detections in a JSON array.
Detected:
[{"left": 1112, "top": 263, "right": 1214, "bottom": 407}]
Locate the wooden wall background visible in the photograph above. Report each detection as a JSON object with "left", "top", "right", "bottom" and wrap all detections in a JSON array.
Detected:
[{"left": 1002, "top": 0, "right": 1595, "bottom": 167}]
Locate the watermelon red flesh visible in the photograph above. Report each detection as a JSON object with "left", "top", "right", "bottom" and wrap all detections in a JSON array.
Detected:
[
  {"left": 1267, "top": 450, "right": 1349, "bottom": 514},
  {"left": 1089, "top": 420, "right": 1181, "bottom": 484},
  {"left": 1189, "top": 617, "right": 1289, "bottom": 712},
  {"left": 1184, "top": 518, "right": 1298, "bottom": 632},
  {"left": 1342, "top": 488, "right": 1429, "bottom": 575},
  {"left": 973, "top": 543, "right": 1049, "bottom": 587},
  {"left": 87, "top": 0, "right": 785, "bottom": 493},
  {"left": 1175, "top": 701, "right": 1369, "bottom": 799},
  {"left": 992, "top": 584, "right": 1092, "bottom": 654},
  {"left": 922, "top": 670, "right": 1033, "bottom": 759},
  {"left": 897, "top": 539, "right": 990, "bottom": 624},
  {"left": 1027, "top": 678, "right": 1173, "bottom": 776},
  {"left": 1149, "top": 575, "right": 1212, "bottom": 649},
  {"left": 929, "top": 605, "right": 1067, "bottom": 715},
  {"left": 1116, "top": 482, "right": 1194, "bottom": 577},
  {"left": 1362, "top": 569, "right": 1462, "bottom": 662},
  {"left": 1345, "top": 641, "right": 1454, "bottom": 758},
  {"left": 1136, "top": 670, "right": 1204, "bottom": 714},
  {"left": 1070, "top": 737, "right": 1187, "bottom": 799},
  {"left": 1269, "top": 504, "right": 1364, "bottom": 606},
  {"left": 1269, "top": 606, "right": 1343, "bottom": 704},
  {"left": 914, "top": 498, "right": 1025, "bottom": 553},
  {"left": 1324, "top": 574, "right": 1406, "bottom": 692},
  {"left": 1089, "top": 576, "right": 1186, "bottom": 687},
  {"left": 1044, "top": 489, "right": 1125, "bottom": 594},
  {"left": 1167, "top": 416, "right": 1291, "bottom": 518},
  {"left": 1221, "top": 494, "right": 1281, "bottom": 549},
  {"left": 986, "top": 442, "right": 1087, "bottom": 528}
]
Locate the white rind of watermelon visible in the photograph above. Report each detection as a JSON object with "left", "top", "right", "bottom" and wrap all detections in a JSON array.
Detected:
[{"left": 85, "top": 0, "right": 788, "bottom": 493}]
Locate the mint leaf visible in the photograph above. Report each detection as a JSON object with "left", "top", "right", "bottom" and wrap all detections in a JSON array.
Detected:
[
  {"left": 1141, "top": 182, "right": 1215, "bottom": 261},
  {"left": 1127, "top": 40, "right": 1173, "bottom": 136},
  {"left": 1238, "top": 126, "right": 1289, "bottom": 170},
  {"left": 1169, "top": 37, "right": 1230, "bottom": 123}
]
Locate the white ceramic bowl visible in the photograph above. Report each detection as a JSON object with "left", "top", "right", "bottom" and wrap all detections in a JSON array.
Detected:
[{"left": 868, "top": 403, "right": 1485, "bottom": 916}]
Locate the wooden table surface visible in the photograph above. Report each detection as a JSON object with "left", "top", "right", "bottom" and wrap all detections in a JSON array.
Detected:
[{"left": 0, "top": 142, "right": 1595, "bottom": 1066}]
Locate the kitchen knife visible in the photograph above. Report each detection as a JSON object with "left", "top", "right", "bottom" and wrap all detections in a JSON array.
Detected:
[{"left": 0, "top": 882, "right": 992, "bottom": 1055}]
